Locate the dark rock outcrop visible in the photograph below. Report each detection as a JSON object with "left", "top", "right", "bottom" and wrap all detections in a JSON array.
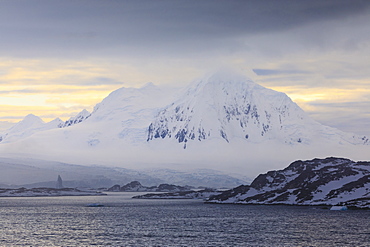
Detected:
[
  {"left": 133, "top": 188, "right": 221, "bottom": 199},
  {"left": 107, "top": 181, "right": 192, "bottom": 192}
]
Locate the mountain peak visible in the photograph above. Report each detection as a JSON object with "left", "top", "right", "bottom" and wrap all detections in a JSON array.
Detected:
[
  {"left": 79, "top": 109, "right": 90, "bottom": 116},
  {"left": 202, "top": 69, "right": 252, "bottom": 84},
  {"left": 46, "top": 118, "right": 64, "bottom": 128},
  {"left": 184, "top": 69, "right": 261, "bottom": 104},
  {"left": 23, "top": 114, "right": 44, "bottom": 123},
  {"left": 0, "top": 114, "right": 57, "bottom": 143},
  {"left": 147, "top": 72, "right": 302, "bottom": 147},
  {"left": 141, "top": 82, "right": 156, "bottom": 89},
  {"left": 61, "top": 109, "right": 91, "bottom": 128}
]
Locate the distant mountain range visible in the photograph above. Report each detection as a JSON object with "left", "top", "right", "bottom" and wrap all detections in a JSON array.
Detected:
[
  {"left": 0, "top": 70, "right": 369, "bottom": 182},
  {"left": 0, "top": 157, "right": 247, "bottom": 188}
]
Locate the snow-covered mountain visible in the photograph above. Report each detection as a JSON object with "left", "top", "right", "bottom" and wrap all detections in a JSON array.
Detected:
[
  {"left": 0, "top": 114, "right": 63, "bottom": 143},
  {"left": 0, "top": 71, "right": 369, "bottom": 180},
  {"left": 147, "top": 71, "right": 368, "bottom": 148},
  {"left": 207, "top": 157, "right": 370, "bottom": 209}
]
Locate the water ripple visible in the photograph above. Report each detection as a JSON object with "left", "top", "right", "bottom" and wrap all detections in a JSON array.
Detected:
[{"left": 0, "top": 194, "right": 369, "bottom": 246}]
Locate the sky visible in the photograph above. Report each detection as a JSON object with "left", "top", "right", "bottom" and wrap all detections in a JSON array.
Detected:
[{"left": 0, "top": 0, "right": 370, "bottom": 136}]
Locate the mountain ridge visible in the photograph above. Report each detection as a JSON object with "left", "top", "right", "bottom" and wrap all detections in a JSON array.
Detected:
[{"left": 0, "top": 114, "right": 63, "bottom": 143}]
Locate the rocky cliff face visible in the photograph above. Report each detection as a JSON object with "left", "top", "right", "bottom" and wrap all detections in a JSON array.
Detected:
[{"left": 207, "top": 157, "right": 370, "bottom": 208}]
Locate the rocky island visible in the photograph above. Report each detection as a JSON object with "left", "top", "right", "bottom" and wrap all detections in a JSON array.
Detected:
[
  {"left": 108, "top": 181, "right": 193, "bottom": 192},
  {"left": 0, "top": 187, "right": 105, "bottom": 197},
  {"left": 207, "top": 157, "right": 370, "bottom": 209},
  {"left": 132, "top": 188, "right": 222, "bottom": 200}
]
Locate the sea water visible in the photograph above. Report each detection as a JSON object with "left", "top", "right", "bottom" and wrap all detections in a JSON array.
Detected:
[{"left": 0, "top": 192, "right": 369, "bottom": 246}]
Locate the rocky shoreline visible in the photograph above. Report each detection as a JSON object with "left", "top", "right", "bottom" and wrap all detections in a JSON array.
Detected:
[{"left": 0, "top": 187, "right": 106, "bottom": 197}]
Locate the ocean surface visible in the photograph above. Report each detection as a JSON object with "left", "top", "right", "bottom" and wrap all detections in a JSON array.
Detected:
[{"left": 0, "top": 192, "right": 369, "bottom": 246}]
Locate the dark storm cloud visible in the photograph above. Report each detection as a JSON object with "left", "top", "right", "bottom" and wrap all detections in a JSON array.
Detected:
[{"left": 0, "top": 0, "right": 369, "bottom": 58}]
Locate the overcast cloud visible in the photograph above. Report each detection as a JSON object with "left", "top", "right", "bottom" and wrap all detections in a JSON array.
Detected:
[
  {"left": 0, "top": 0, "right": 370, "bottom": 136},
  {"left": 1, "top": 0, "right": 369, "bottom": 58}
]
